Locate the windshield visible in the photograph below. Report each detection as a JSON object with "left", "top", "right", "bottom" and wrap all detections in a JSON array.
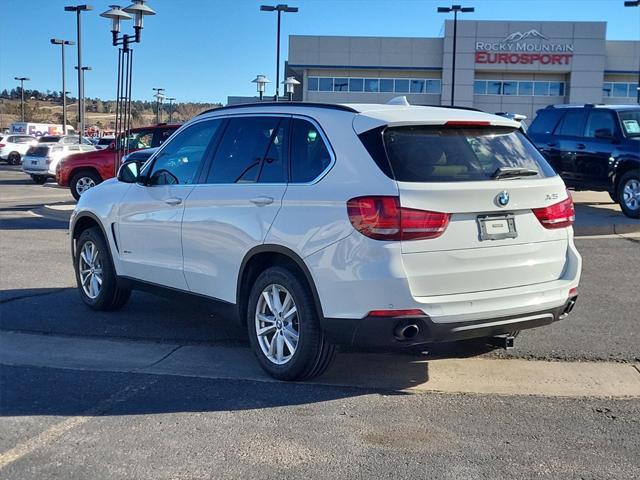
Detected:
[
  {"left": 618, "top": 110, "right": 640, "bottom": 138},
  {"left": 382, "top": 126, "right": 556, "bottom": 182}
]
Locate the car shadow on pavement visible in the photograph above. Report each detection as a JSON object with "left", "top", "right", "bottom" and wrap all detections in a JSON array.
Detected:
[{"left": 0, "top": 208, "right": 70, "bottom": 230}]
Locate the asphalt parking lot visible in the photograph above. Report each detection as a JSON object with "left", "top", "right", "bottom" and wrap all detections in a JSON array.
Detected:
[{"left": 1, "top": 164, "right": 639, "bottom": 479}]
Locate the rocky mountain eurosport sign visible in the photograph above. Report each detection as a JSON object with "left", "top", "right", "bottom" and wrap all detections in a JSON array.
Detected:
[{"left": 475, "top": 30, "right": 574, "bottom": 65}]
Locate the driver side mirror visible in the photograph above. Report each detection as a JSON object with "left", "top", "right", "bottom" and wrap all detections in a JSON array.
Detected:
[
  {"left": 594, "top": 128, "right": 614, "bottom": 140},
  {"left": 117, "top": 160, "right": 143, "bottom": 183}
]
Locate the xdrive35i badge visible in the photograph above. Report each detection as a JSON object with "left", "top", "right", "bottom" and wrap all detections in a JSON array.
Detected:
[{"left": 496, "top": 190, "right": 510, "bottom": 207}]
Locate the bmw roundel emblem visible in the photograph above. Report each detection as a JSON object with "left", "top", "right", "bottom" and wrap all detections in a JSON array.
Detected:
[{"left": 496, "top": 190, "right": 510, "bottom": 207}]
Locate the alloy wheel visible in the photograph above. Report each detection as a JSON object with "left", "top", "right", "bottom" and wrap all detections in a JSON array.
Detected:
[
  {"left": 78, "top": 241, "right": 103, "bottom": 299},
  {"left": 255, "top": 284, "right": 300, "bottom": 365},
  {"left": 76, "top": 177, "right": 96, "bottom": 196},
  {"left": 622, "top": 178, "right": 640, "bottom": 211}
]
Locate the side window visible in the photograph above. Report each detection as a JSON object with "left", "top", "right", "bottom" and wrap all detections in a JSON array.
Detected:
[
  {"left": 68, "top": 145, "right": 80, "bottom": 152},
  {"left": 290, "top": 119, "right": 332, "bottom": 183},
  {"left": 147, "top": 120, "right": 222, "bottom": 186},
  {"left": 557, "top": 110, "right": 586, "bottom": 137},
  {"left": 154, "top": 128, "right": 175, "bottom": 147},
  {"left": 584, "top": 110, "right": 616, "bottom": 138},
  {"left": 529, "top": 110, "right": 563, "bottom": 135},
  {"left": 206, "top": 116, "right": 284, "bottom": 184},
  {"left": 128, "top": 131, "right": 154, "bottom": 150}
]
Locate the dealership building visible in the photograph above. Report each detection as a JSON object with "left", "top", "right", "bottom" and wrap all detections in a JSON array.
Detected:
[{"left": 284, "top": 20, "right": 639, "bottom": 120}]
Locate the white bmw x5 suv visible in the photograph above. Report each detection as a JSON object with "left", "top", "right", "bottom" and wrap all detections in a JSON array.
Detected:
[{"left": 70, "top": 102, "right": 581, "bottom": 380}]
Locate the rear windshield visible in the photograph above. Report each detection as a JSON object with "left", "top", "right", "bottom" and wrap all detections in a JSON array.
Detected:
[
  {"left": 27, "top": 146, "right": 51, "bottom": 157},
  {"left": 39, "top": 136, "right": 60, "bottom": 143},
  {"left": 97, "top": 137, "right": 114, "bottom": 145},
  {"left": 382, "top": 126, "right": 556, "bottom": 182},
  {"left": 618, "top": 110, "right": 640, "bottom": 138}
]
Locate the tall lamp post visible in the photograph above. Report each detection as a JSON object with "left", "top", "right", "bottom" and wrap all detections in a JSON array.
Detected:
[
  {"left": 64, "top": 4, "right": 93, "bottom": 143},
  {"left": 152, "top": 87, "right": 165, "bottom": 124},
  {"left": 625, "top": 0, "right": 640, "bottom": 103},
  {"left": 252, "top": 75, "right": 270, "bottom": 101},
  {"left": 50, "top": 39, "right": 75, "bottom": 134},
  {"left": 260, "top": 4, "right": 298, "bottom": 101},
  {"left": 100, "top": 1, "right": 156, "bottom": 172},
  {"left": 14, "top": 77, "right": 30, "bottom": 122},
  {"left": 166, "top": 97, "right": 176, "bottom": 123},
  {"left": 282, "top": 76, "right": 300, "bottom": 101},
  {"left": 75, "top": 66, "right": 92, "bottom": 137},
  {"left": 437, "top": 4, "right": 474, "bottom": 106}
]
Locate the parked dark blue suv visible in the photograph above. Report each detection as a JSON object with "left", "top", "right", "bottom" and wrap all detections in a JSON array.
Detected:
[{"left": 528, "top": 104, "right": 640, "bottom": 218}]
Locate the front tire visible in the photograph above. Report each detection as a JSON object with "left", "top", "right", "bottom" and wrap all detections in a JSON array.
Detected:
[
  {"left": 70, "top": 170, "right": 101, "bottom": 201},
  {"left": 618, "top": 171, "right": 640, "bottom": 219},
  {"left": 74, "top": 227, "right": 131, "bottom": 310},
  {"left": 247, "top": 266, "right": 335, "bottom": 381}
]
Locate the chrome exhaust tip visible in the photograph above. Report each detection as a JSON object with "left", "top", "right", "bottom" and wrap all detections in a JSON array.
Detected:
[{"left": 395, "top": 323, "right": 420, "bottom": 340}]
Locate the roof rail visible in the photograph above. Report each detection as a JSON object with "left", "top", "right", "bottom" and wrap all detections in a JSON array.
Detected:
[
  {"left": 545, "top": 103, "right": 605, "bottom": 109},
  {"left": 425, "top": 104, "right": 485, "bottom": 113},
  {"left": 199, "top": 101, "right": 358, "bottom": 117}
]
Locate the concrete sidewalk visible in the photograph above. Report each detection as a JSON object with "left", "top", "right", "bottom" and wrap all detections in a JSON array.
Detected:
[
  {"left": 2, "top": 331, "right": 639, "bottom": 398},
  {"left": 572, "top": 190, "right": 640, "bottom": 236}
]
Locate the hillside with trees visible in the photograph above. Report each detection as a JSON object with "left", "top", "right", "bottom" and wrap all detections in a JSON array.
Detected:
[{"left": 0, "top": 88, "right": 221, "bottom": 132}]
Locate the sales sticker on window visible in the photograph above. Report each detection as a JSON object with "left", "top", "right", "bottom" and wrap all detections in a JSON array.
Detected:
[{"left": 623, "top": 120, "right": 640, "bottom": 134}]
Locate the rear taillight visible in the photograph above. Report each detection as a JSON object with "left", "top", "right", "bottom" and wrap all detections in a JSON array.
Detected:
[
  {"left": 368, "top": 309, "right": 425, "bottom": 317},
  {"left": 532, "top": 193, "right": 575, "bottom": 229},
  {"left": 347, "top": 196, "right": 450, "bottom": 241},
  {"left": 0, "top": 144, "right": 5, "bottom": 148}
]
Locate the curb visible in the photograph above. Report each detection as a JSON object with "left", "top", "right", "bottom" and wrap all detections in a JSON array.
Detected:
[{"left": 574, "top": 223, "right": 640, "bottom": 236}]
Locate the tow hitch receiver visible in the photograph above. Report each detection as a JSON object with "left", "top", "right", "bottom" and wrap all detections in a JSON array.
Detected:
[{"left": 488, "top": 334, "right": 515, "bottom": 350}]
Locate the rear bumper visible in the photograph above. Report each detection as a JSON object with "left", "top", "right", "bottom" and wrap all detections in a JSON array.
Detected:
[
  {"left": 22, "top": 167, "right": 54, "bottom": 177},
  {"left": 321, "top": 296, "right": 577, "bottom": 348}
]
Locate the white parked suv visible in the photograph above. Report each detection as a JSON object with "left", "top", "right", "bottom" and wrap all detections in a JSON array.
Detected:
[
  {"left": 23, "top": 141, "right": 96, "bottom": 184},
  {"left": 0, "top": 134, "right": 37, "bottom": 164},
  {"left": 70, "top": 102, "right": 582, "bottom": 380}
]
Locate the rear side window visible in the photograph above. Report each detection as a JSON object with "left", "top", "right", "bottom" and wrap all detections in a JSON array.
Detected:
[
  {"left": 618, "top": 110, "right": 640, "bottom": 138},
  {"left": 557, "top": 110, "right": 586, "bottom": 137},
  {"left": 290, "top": 119, "right": 332, "bottom": 183},
  {"left": 382, "top": 126, "right": 556, "bottom": 182},
  {"left": 584, "top": 110, "right": 616, "bottom": 138},
  {"left": 206, "top": 116, "right": 285, "bottom": 184},
  {"left": 529, "top": 109, "right": 564, "bottom": 135}
]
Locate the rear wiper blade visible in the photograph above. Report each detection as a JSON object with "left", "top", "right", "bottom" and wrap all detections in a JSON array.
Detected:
[{"left": 492, "top": 167, "right": 539, "bottom": 179}]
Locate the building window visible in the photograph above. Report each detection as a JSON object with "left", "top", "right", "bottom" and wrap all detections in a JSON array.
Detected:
[
  {"left": 364, "top": 79, "right": 379, "bottom": 92},
  {"left": 602, "top": 83, "right": 613, "bottom": 97},
  {"left": 380, "top": 79, "right": 394, "bottom": 92},
  {"left": 394, "top": 79, "right": 410, "bottom": 93},
  {"left": 305, "top": 76, "right": 442, "bottom": 95},
  {"left": 349, "top": 78, "right": 364, "bottom": 92},
  {"left": 474, "top": 80, "right": 487, "bottom": 95},
  {"left": 319, "top": 78, "right": 333, "bottom": 92},
  {"left": 603, "top": 82, "right": 637, "bottom": 98},
  {"left": 502, "top": 81, "right": 517, "bottom": 96},
  {"left": 425, "top": 79, "right": 441, "bottom": 94},
  {"left": 518, "top": 81, "right": 533, "bottom": 96},
  {"left": 473, "top": 80, "right": 565, "bottom": 97},
  {"left": 334, "top": 78, "right": 349, "bottom": 92},
  {"left": 549, "top": 82, "right": 564, "bottom": 96}
]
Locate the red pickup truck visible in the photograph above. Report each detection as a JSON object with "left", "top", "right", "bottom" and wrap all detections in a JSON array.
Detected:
[{"left": 57, "top": 124, "right": 179, "bottom": 200}]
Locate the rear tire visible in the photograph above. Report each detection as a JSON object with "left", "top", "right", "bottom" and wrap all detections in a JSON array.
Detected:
[
  {"left": 74, "top": 227, "right": 131, "bottom": 311},
  {"left": 617, "top": 171, "right": 640, "bottom": 219},
  {"left": 31, "top": 175, "right": 47, "bottom": 184},
  {"left": 8, "top": 152, "right": 21, "bottom": 165},
  {"left": 70, "top": 170, "right": 101, "bottom": 201},
  {"left": 246, "top": 266, "right": 335, "bottom": 381}
]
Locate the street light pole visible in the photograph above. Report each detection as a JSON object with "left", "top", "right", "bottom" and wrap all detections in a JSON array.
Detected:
[
  {"left": 624, "top": 1, "right": 640, "bottom": 103},
  {"left": 438, "top": 4, "right": 474, "bottom": 106},
  {"left": 260, "top": 4, "right": 298, "bottom": 101},
  {"left": 152, "top": 87, "right": 165, "bottom": 124},
  {"left": 14, "top": 77, "right": 30, "bottom": 122},
  {"left": 51, "top": 39, "right": 75, "bottom": 134},
  {"left": 166, "top": 97, "right": 175, "bottom": 123},
  {"left": 75, "top": 66, "right": 92, "bottom": 136},
  {"left": 65, "top": 4, "right": 93, "bottom": 143}
]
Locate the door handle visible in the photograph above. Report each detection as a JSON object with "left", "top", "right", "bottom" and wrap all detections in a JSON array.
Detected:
[
  {"left": 576, "top": 144, "right": 586, "bottom": 150},
  {"left": 164, "top": 197, "right": 183, "bottom": 206},
  {"left": 250, "top": 196, "right": 274, "bottom": 206}
]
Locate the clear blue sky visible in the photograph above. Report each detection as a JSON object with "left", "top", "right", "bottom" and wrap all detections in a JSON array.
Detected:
[{"left": 1, "top": 0, "right": 638, "bottom": 104}]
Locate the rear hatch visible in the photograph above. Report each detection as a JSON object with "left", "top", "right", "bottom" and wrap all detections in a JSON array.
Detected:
[
  {"left": 24, "top": 145, "right": 53, "bottom": 170},
  {"left": 367, "top": 122, "right": 573, "bottom": 296}
]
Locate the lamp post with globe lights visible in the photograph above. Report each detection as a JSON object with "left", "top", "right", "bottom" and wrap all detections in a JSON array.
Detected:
[
  {"left": 252, "top": 75, "right": 270, "bottom": 101},
  {"left": 260, "top": 4, "right": 298, "bottom": 101},
  {"left": 282, "top": 76, "right": 300, "bottom": 101},
  {"left": 100, "top": 1, "right": 156, "bottom": 171}
]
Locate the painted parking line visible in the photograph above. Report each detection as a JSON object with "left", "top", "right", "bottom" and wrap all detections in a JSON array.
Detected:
[{"left": 2, "top": 331, "right": 639, "bottom": 398}]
